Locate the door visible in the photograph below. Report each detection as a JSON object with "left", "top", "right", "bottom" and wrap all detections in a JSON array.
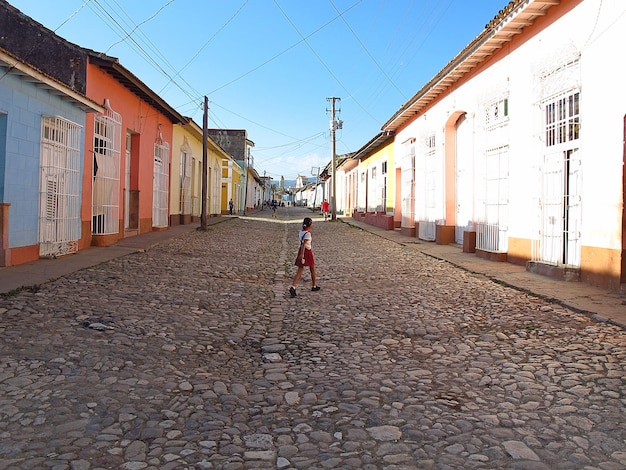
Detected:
[
  {"left": 537, "top": 148, "right": 581, "bottom": 266},
  {"left": 401, "top": 143, "right": 415, "bottom": 228},
  {"left": 417, "top": 134, "right": 437, "bottom": 241},
  {"left": 124, "top": 133, "right": 131, "bottom": 230},
  {"left": 455, "top": 113, "right": 473, "bottom": 244},
  {"left": 152, "top": 141, "right": 170, "bottom": 228},
  {"left": 39, "top": 116, "right": 82, "bottom": 257}
]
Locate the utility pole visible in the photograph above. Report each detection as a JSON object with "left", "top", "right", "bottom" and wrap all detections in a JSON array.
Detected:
[
  {"left": 326, "top": 97, "right": 341, "bottom": 221},
  {"left": 200, "top": 96, "right": 208, "bottom": 230}
]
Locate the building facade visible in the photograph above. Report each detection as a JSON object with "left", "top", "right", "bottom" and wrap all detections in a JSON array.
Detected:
[
  {"left": 0, "top": 47, "right": 102, "bottom": 265},
  {"left": 382, "top": 0, "right": 624, "bottom": 291}
]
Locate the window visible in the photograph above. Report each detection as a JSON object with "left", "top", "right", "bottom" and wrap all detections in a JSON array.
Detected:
[
  {"left": 381, "top": 161, "right": 387, "bottom": 174},
  {"left": 92, "top": 105, "right": 121, "bottom": 235},
  {"left": 426, "top": 134, "right": 436, "bottom": 150},
  {"left": 180, "top": 145, "right": 192, "bottom": 214},
  {"left": 153, "top": 140, "right": 170, "bottom": 228},
  {"left": 484, "top": 98, "right": 509, "bottom": 129},
  {"left": 39, "top": 116, "right": 82, "bottom": 257},
  {"left": 545, "top": 92, "right": 579, "bottom": 147}
]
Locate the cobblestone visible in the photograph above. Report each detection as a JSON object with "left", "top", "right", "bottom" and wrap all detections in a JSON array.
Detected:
[{"left": 0, "top": 208, "right": 624, "bottom": 469}]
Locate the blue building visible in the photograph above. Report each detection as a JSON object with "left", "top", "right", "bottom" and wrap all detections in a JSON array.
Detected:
[{"left": 0, "top": 47, "right": 102, "bottom": 266}]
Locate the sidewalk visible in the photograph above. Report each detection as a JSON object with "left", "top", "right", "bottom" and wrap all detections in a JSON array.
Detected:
[
  {"left": 0, "top": 218, "right": 227, "bottom": 295},
  {"left": 339, "top": 217, "right": 626, "bottom": 329},
  {"left": 1, "top": 213, "right": 624, "bottom": 329}
]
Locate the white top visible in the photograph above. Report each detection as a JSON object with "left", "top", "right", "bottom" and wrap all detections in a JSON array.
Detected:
[{"left": 299, "top": 230, "right": 312, "bottom": 250}]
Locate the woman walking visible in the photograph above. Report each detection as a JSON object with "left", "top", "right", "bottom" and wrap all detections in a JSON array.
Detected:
[{"left": 290, "top": 217, "right": 320, "bottom": 297}]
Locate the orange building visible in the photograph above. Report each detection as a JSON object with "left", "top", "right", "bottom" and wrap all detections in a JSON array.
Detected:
[{"left": 82, "top": 55, "right": 186, "bottom": 248}]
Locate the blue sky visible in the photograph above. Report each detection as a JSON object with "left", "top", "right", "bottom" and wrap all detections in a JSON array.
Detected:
[{"left": 9, "top": 0, "right": 507, "bottom": 182}]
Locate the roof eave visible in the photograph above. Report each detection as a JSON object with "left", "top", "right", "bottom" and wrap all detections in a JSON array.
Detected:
[
  {"left": 352, "top": 131, "right": 394, "bottom": 160},
  {"left": 382, "top": 0, "right": 560, "bottom": 131},
  {"left": 0, "top": 47, "right": 104, "bottom": 113},
  {"left": 89, "top": 54, "right": 186, "bottom": 124}
]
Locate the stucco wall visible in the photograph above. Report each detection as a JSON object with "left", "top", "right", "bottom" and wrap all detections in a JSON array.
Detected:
[
  {"left": 0, "top": 70, "right": 86, "bottom": 249},
  {"left": 393, "top": 0, "right": 624, "bottom": 288},
  {"left": 84, "top": 63, "right": 175, "bottom": 237}
]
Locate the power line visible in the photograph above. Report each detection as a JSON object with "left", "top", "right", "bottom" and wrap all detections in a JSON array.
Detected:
[
  {"left": 206, "top": 0, "right": 363, "bottom": 96},
  {"left": 104, "top": 0, "right": 177, "bottom": 54},
  {"left": 159, "top": 0, "right": 250, "bottom": 95},
  {"left": 272, "top": 0, "right": 378, "bottom": 123},
  {"left": 328, "top": 0, "right": 406, "bottom": 99},
  {"left": 88, "top": 0, "right": 202, "bottom": 105}
]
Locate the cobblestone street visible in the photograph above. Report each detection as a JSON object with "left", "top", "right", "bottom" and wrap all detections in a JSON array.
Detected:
[{"left": 0, "top": 207, "right": 625, "bottom": 470}]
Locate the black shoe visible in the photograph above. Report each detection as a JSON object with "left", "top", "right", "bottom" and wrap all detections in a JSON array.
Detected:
[
  {"left": 311, "top": 286, "right": 320, "bottom": 292},
  {"left": 289, "top": 287, "right": 297, "bottom": 297}
]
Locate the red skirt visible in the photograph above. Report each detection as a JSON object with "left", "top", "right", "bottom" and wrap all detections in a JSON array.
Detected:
[{"left": 295, "top": 248, "right": 315, "bottom": 267}]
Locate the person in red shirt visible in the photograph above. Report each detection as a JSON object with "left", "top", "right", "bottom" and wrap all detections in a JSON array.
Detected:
[{"left": 321, "top": 199, "right": 330, "bottom": 221}]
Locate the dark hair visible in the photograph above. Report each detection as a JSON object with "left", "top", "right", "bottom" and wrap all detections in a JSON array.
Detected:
[{"left": 302, "top": 217, "right": 313, "bottom": 230}]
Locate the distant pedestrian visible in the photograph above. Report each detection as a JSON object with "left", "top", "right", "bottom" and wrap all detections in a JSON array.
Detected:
[
  {"left": 228, "top": 198, "right": 234, "bottom": 215},
  {"left": 321, "top": 199, "right": 330, "bottom": 221},
  {"left": 289, "top": 217, "right": 320, "bottom": 297},
  {"left": 271, "top": 200, "right": 277, "bottom": 218}
]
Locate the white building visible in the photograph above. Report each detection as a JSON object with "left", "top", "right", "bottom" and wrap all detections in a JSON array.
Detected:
[{"left": 382, "top": 0, "right": 625, "bottom": 291}]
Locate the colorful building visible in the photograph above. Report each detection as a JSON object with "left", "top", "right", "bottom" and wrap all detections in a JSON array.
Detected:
[
  {"left": 171, "top": 120, "right": 235, "bottom": 224},
  {"left": 0, "top": 1, "right": 187, "bottom": 252},
  {"left": 221, "top": 155, "right": 242, "bottom": 215},
  {"left": 85, "top": 55, "right": 186, "bottom": 246},
  {"left": 380, "top": 0, "right": 625, "bottom": 291},
  {"left": 349, "top": 134, "right": 395, "bottom": 230},
  {"left": 207, "top": 129, "right": 259, "bottom": 213},
  {"left": 0, "top": 46, "right": 103, "bottom": 265}
]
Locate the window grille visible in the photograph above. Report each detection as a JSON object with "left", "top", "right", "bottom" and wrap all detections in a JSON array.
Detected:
[
  {"left": 401, "top": 142, "right": 416, "bottom": 228},
  {"left": 381, "top": 161, "right": 388, "bottom": 212},
  {"left": 545, "top": 92, "right": 579, "bottom": 147},
  {"left": 39, "top": 116, "right": 82, "bottom": 257},
  {"left": 484, "top": 98, "right": 509, "bottom": 129},
  {"left": 476, "top": 146, "right": 509, "bottom": 252},
  {"left": 180, "top": 145, "right": 192, "bottom": 215},
  {"left": 533, "top": 88, "right": 581, "bottom": 266},
  {"left": 153, "top": 140, "right": 170, "bottom": 228},
  {"left": 531, "top": 51, "right": 581, "bottom": 266},
  {"left": 417, "top": 134, "right": 438, "bottom": 240},
  {"left": 92, "top": 104, "right": 121, "bottom": 235},
  {"left": 475, "top": 93, "right": 510, "bottom": 252}
]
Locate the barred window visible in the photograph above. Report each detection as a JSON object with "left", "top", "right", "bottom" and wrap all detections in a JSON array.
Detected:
[
  {"left": 545, "top": 92, "right": 579, "bottom": 147},
  {"left": 484, "top": 98, "right": 509, "bottom": 129},
  {"left": 92, "top": 105, "right": 121, "bottom": 235}
]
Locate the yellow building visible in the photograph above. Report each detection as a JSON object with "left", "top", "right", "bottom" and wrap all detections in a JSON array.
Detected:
[
  {"left": 222, "top": 154, "right": 242, "bottom": 215},
  {"left": 171, "top": 119, "right": 232, "bottom": 224},
  {"left": 350, "top": 132, "right": 396, "bottom": 230}
]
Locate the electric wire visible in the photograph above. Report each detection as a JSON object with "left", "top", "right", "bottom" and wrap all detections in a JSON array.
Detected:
[
  {"left": 9, "top": 0, "right": 501, "bottom": 179},
  {"left": 327, "top": 0, "right": 406, "bottom": 99},
  {"left": 105, "top": 0, "right": 177, "bottom": 54},
  {"left": 272, "top": 0, "right": 378, "bottom": 124},
  {"left": 88, "top": 0, "right": 204, "bottom": 107},
  {"left": 159, "top": 0, "right": 250, "bottom": 95},
  {"left": 206, "top": 0, "right": 362, "bottom": 96}
]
